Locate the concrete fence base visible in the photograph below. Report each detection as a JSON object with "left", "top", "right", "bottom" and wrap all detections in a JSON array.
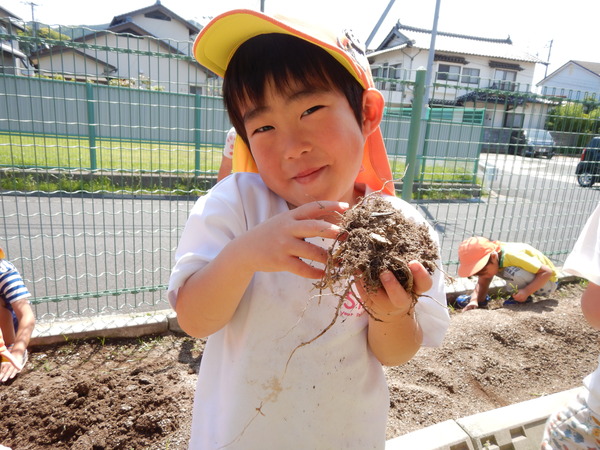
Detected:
[{"left": 386, "top": 387, "right": 582, "bottom": 450}]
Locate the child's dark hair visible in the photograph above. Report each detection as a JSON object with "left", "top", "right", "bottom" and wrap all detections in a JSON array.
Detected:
[{"left": 223, "top": 33, "right": 364, "bottom": 146}]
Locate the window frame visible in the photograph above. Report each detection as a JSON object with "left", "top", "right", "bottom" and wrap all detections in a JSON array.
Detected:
[
  {"left": 437, "top": 63, "right": 461, "bottom": 82},
  {"left": 461, "top": 67, "right": 480, "bottom": 85},
  {"left": 495, "top": 69, "right": 517, "bottom": 91}
]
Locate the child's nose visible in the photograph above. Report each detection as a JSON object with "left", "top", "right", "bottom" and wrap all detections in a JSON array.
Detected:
[{"left": 282, "top": 128, "right": 311, "bottom": 159}]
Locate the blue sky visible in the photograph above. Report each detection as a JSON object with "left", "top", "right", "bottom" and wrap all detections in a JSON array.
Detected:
[{"left": 4, "top": 0, "right": 599, "bottom": 84}]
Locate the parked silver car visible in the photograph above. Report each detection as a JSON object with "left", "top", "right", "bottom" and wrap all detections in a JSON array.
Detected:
[{"left": 509, "top": 128, "right": 555, "bottom": 159}]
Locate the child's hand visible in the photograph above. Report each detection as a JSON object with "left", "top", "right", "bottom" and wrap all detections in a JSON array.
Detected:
[
  {"left": 239, "top": 201, "right": 349, "bottom": 279},
  {"left": 356, "top": 261, "right": 433, "bottom": 321},
  {"left": 0, "top": 348, "right": 23, "bottom": 375},
  {"left": 512, "top": 290, "right": 530, "bottom": 303},
  {"left": 462, "top": 299, "right": 479, "bottom": 311}
]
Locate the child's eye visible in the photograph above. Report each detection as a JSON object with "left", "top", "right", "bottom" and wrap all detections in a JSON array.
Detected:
[
  {"left": 302, "top": 105, "right": 324, "bottom": 117},
  {"left": 253, "top": 125, "right": 274, "bottom": 134}
]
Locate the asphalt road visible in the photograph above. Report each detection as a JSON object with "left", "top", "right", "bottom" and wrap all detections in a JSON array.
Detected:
[
  {"left": 2, "top": 153, "right": 599, "bottom": 321},
  {"left": 416, "top": 153, "right": 600, "bottom": 271}
]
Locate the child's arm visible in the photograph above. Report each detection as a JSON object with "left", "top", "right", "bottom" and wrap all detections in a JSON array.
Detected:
[
  {"left": 512, "top": 264, "right": 553, "bottom": 302},
  {"left": 359, "top": 261, "right": 432, "bottom": 366},
  {"left": 463, "top": 276, "right": 493, "bottom": 311},
  {"left": 175, "top": 201, "right": 348, "bottom": 338},
  {"left": 0, "top": 299, "right": 34, "bottom": 382},
  {"left": 475, "top": 273, "right": 493, "bottom": 298},
  {"left": 581, "top": 282, "right": 600, "bottom": 330},
  {"left": 0, "top": 326, "right": 22, "bottom": 372}
]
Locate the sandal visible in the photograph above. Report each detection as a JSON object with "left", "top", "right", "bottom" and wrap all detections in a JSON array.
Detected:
[{"left": 503, "top": 296, "right": 533, "bottom": 306}]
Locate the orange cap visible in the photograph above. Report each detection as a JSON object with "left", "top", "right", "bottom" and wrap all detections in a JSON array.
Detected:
[
  {"left": 457, "top": 237, "right": 500, "bottom": 277},
  {"left": 0, "top": 248, "right": 4, "bottom": 260},
  {"left": 194, "top": 9, "right": 394, "bottom": 196}
]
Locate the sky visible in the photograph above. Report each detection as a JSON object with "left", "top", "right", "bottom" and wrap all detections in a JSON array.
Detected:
[{"left": 3, "top": 0, "right": 599, "bottom": 84}]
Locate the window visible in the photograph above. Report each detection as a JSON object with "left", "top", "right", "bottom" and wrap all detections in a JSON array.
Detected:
[
  {"left": 504, "top": 111, "right": 524, "bottom": 128},
  {"left": 373, "top": 63, "right": 402, "bottom": 91},
  {"left": 429, "top": 108, "right": 455, "bottom": 122},
  {"left": 461, "top": 68, "right": 480, "bottom": 85},
  {"left": 494, "top": 69, "right": 517, "bottom": 91},
  {"left": 189, "top": 85, "right": 203, "bottom": 95},
  {"left": 462, "top": 109, "right": 485, "bottom": 124},
  {"left": 437, "top": 64, "right": 460, "bottom": 82}
]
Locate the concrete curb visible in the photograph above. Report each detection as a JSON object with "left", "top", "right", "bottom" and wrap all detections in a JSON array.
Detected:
[
  {"left": 29, "top": 309, "right": 182, "bottom": 346},
  {"left": 30, "top": 270, "right": 578, "bottom": 346},
  {"left": 386, "top": 387, "right": 583, "bottom": 449}
]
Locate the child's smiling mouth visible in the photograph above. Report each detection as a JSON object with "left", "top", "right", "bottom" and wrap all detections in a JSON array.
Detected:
[{"left": 293, "top": 166, "right": 326, "bottom": 183}]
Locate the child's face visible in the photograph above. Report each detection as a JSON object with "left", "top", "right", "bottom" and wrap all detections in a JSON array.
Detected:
[
  {"left": 475, "top": 252, "right": 499, "bottom": 278},
  {"left": 241, "top": 80, "right": 371, "bottom": 208}
]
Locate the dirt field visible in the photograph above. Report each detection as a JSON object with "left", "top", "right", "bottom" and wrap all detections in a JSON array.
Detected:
[{"left": 0, "top": 282, "right": 595, "bottom": 449}]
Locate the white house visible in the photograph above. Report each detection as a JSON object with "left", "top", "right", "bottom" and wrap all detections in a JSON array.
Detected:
[
  {"left": 0, "top": 5, "right": 34, "bottom": 76},
  {"left": 537, "top": 60, "right": 600, "bottom": 102},
  {"left": 367, "top": 21, "right": 547, "bottom": 129},
  {"left": 32, "top": 1, "right": 209, "bottom": 94}
]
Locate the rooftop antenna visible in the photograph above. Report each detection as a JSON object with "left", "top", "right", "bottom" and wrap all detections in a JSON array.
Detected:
[{"left": 365, "top": 0, "right": 395, "bottom": 48}]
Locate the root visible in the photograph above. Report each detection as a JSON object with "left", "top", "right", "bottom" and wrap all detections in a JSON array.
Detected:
[
  {"left": 283, "top": 286, "right": 350, "bottom": 375},
  {"left": 287, "top": 191, "right": 441, "bottom": 366}
]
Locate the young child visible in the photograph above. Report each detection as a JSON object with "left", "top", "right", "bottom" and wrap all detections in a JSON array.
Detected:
[
  {"left": 0, "top": 247, "right": 34, "bottom": 381},
  {"left": 457, "top": 236, "right": 558, "bottom": 311},
  {"left": 541, "top": 203, "right": 600, "bottom": 448},
  {"left": 168, "top": 10, "right": 449, "bottom": 448}
]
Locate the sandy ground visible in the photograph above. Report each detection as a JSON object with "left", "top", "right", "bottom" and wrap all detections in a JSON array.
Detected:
[{"left": 0, "top": 282, "right": 595, "bottom": 449}]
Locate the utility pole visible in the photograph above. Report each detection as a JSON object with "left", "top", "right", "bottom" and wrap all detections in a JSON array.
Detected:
[
  {"left": 544, "top": 40, "right": 553, "bottom": 78},
  {"left": 365, "top": 0, "right": 396, "bottom": 48},
  {"left": 422, "top": 0, "right": 441, "bottom": 112},
  {"left": 260, "top": 0, "right": 265, "bottom": 12},
  {"left": 22, "top": 1, "right": 38, "bottom": 37},
  {"left": 407, "top": 0, "right": 441, "bottom": 197}
]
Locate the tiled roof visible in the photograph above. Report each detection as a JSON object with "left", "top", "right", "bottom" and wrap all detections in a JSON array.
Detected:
[
  {"left": 109, "top": 1, "right": 200, "bottom": 34},
  {"left": 372, "top": 21, "right": 544, "bottom": 64},
  {"left": 572, "top": 60, "right": 600, "bottom": 76},
  {"left": 537, "top": 60, "right": 600, "bottom": 85}
]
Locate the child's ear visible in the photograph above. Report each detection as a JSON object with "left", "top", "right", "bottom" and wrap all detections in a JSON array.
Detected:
[{"left": 361, "top": 88, "right": 384, "bottom": 137}]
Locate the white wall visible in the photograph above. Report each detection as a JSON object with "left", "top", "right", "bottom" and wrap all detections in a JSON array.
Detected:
[{"left": 540, "top": 64, "right": 600, "bottom": 100}]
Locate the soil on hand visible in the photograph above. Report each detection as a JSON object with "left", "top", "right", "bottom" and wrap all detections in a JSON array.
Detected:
[
  {"left": 0, "top": 283, "right": 594, "bottom": 449},
  {"left": 318, "top": 194, "right": 439, "bottom": 298}
]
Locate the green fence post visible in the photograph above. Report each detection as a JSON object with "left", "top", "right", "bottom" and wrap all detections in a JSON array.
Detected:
[
  {"left": 85, "top": 83, "right": 97, "bottom": 170},
  {"left": 194, "top": 93, "right": 202, "bottom": 177},
  {"left": 402, "top": 68, "right": 426, "bottom": 201}
]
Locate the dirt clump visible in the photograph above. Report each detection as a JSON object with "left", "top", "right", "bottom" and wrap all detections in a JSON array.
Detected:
[{"left": 317, "top": 194, "right": 439, "bottom": 301}]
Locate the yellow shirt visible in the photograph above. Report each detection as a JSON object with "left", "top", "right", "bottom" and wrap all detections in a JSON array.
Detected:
[{"left": 499, "top": 242, "right": 558, "bottom": 282}]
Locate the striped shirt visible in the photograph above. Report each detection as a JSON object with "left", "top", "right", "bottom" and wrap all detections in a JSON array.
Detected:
[{"left": 0, "top": 260, "right": 31, "bottom": 305}]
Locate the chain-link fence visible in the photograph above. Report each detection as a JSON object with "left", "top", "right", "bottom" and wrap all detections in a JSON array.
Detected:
[{"left": 1, "top": 26, "right": 599, "bottom": 327}]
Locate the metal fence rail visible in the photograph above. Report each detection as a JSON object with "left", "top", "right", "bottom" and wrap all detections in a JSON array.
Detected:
[{"left": 1, "top": 28, "right": 599, "bottom": 326}]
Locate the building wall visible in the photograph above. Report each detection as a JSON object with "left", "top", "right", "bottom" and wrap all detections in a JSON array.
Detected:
[
  {"left": 37, "top": 33, "right": 206, "bottom": 94},
  {"left": 370, "top": 48, "right": 538, "bottom": 108},
  {"left": 131, "top": 13, "right": 192, "bottom": 42},
  {"left": 540, "top": 64, "right": 600, "bottom": 100}
]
